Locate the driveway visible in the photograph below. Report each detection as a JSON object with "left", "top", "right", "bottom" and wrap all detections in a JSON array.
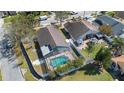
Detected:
[{"left": 40, "top": 12, "right": 56, "bottom": 27}]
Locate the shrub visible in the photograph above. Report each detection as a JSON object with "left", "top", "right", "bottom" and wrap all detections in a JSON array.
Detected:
[
  {"left": 48, "top": 71, "right": 56, "bottom": 80},
  {"left": 73, "top": 58, "right": 84, "bottom": 68},
  {"left": 55, "top": 58, "right": 84, "bottom": 74}
]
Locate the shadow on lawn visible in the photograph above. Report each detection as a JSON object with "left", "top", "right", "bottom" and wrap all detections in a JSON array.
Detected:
[{"left": 81, "top": 64, "right": 101, "bottom": 75}]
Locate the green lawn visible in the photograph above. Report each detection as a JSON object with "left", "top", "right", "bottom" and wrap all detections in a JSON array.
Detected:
[
  {"left": 17, "top": 54, "right": 36, "bottom": 81},
  {"left": 81, "top": 43, "right": 106, "bottom": 58},
  {"left": 0, "top": 70, "right": 2, "bottom": 81},
  {"left": 60, "top": 64, "right": 113, "bottom": 81},
  {"left": 15, "top": 44, "right": 37, "bottom": 81}
]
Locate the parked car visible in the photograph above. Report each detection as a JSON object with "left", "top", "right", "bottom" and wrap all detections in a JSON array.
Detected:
[
  {"left": 86, "top": 34, "right": 95, "bottom": 39},
  {"left": 95, "top": 32, "right": 104, "bottom": 39},
  {"left": 39, "top": 15, "right": 48, "bottom": 21},
  {"left": 51, "top": 20, "right": 58, "bottom": 25},
  {"left": 70, "top": 11, "right": 78, "bottom": 15},
  {"left": 103, "top": 35, "right": 113, "bottom": 44},
  {"left": 90, "top": 37, "right": 98, "bottom": 43}
]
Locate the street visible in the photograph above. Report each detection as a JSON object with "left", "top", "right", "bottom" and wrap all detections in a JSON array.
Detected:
[
  {"left": 69, "top": 11, "right": 95, "bottom": 19},
  {"left": 0, "top": 55, "right": 24, "bottom": 81},
  {"left": 0, "top": 17, "right": 24, "bottom": 81},
  {"left": 40, "top": 11, "right": 95, "bottom": 26}
]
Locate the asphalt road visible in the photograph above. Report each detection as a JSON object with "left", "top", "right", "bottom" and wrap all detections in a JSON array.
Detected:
[
  {"left": 0, "top": 55, "right": 24, "bottom": 81},
  {"left": 70, "top": 11, "right": 95, "bottom": 19},
  {"left": 0, "top": 18, "right": 24, "bottom": 81},
  {"left": 40, "top": 11, "right": 95, "bottom": 26}
]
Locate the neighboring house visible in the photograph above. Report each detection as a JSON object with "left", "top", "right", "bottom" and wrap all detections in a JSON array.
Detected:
[
  {"left": 0, "top": 11, "right": 16, "bottom": 17},
  {"left": 37, "top": 26, "right": 75, "bottom": 70},
  {"left": 64, "top": 21, "right": 93, "bottom": 46},
  {"left": 115, "top": 11, "right": 124, "bottom": 19},
  {"left": 94, "top": 15, "right": 124, "bottom": 36},
  {"left": 112, "top": 55, "right": 124, "bottom": 75}
]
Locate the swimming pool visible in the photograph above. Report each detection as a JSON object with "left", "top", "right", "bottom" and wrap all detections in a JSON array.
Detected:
[{"left": 50, "top": 56, "right": 69, "bottom": 68}]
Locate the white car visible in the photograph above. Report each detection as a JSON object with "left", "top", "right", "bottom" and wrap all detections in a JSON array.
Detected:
[{"left": 40, "top": 15, "right": 48, "bottom": 21}]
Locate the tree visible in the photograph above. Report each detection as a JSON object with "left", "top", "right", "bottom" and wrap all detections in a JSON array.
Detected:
[
  {"left": 73, "top": 58, "right": 84, "bottom": 68},
  {"left": 86, "top": 42, "right": 95, "bottom": 57},
  {"left": 111, "top": 37, "right": 124, "bottom": 56},
  {"left": 106, "top": 11, "right": 116, "bottom": 17},
  {"left": 95, "top": 47, "right": 112, "bottom": 70},
  {"left": 99, "top": 24, "right": 112, "bottom": 36},
  {"left": 54, "top": 11, "right": 69, "bottom": 26},
  {"left": 48, "top": 71, "right": 56, "bottom": 80},
  {"left": 4, "top": 13, "right": 39, "bottom": 45}
]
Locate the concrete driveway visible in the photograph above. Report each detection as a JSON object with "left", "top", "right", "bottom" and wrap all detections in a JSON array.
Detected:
[{"left": 40, "top": 12, "right": 56, "bottom": 27}]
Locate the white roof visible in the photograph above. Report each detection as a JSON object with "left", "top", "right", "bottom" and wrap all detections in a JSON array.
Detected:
[
  {"left": 41, "top": 45, "right": 51, "bottom": 56},
  {"left": 32, "top": 59, "right": 44, "bottom": 66},
  {"left": 120, "top": 34, "right": 124, "bottom": 38},
  {"left": 40, "top": 15, "right": 47, "bottom": 18}
]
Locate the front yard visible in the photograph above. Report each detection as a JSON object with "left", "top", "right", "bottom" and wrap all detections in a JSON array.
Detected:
[
  {"left": 0, "top": 70, "right": 2, "bottom": 80},
  {"left": 60, "top": 64, "right": 113, "bottom": 81},
  {"left": 15, "top": 43, "right": 39, "bottom": 81}
]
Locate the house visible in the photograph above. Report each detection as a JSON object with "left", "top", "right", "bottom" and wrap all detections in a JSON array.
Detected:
[
  {"left": 112, "top": 55, "right": 124, "bottom": 76},
  {"left": 94, "top": 15, "right": 118, "bottom": 26},
  {"left": 115, "top": 11, "right": 124, "bottom": 19},
  {"left": 37, "top": 26, "right": 75, "bottom": 70},
  {"left": 64, "top": 21, "right": 93, "bottom": 46},
  {"left": 94, "top": 15, "right": 124, "bottom": 36},
  {"left": 0, "top": 11, "right": 16, "bottom": 17}
]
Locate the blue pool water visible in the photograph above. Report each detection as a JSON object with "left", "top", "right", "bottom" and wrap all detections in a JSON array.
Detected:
[{"left": 50, "top": 56, "right": 69, "bottom": 68}]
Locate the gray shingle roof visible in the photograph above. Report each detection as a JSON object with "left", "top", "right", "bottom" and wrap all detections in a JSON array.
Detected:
[
  {"left": 64, "top": 21, "right": 90, "bottom": 40},
  {"left": 116, "top": 11, "right": 124, "bottom": 19},
  {"left": 37, "top": 26, "right": 68, "bottom": 49},
  {"left": 112, "top": 23, "right": 124, "bottom": 35},
  {"left": 96, "top": 15, "right": 119, "bottom": 26},
  {"left": 96, "top": 15, "right": 124, "bottom": 36}
]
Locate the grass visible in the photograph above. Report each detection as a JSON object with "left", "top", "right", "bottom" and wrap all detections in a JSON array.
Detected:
[
  {"left": 24, "top": 43, "right": 37, "bottom": 62},
  {"left": 24, "top": 69, "right": 37, "bottom": 81},
  {"left": 81, "top": 43, "right": 106, "bottom": 58},
  {"left": 34, "top": 65, "right": 43, "bottom": 75},
  {"left": 60, "top": 64, "right": 113, "bottom": 81},
  {"left": 15, "top": 43, "right": 37, "bottom": 81},
  {"left": 0, "top": 70, "right": 2, "bottom": 81},
  {"left": 40, "top": 12, "right": 49, "bottom": 16},
  {"left": 17, "top": 52, "right": 36, "bottom": 81}
]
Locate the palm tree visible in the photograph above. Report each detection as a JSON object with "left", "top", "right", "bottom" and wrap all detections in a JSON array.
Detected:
[
  {"left": 112, "top": 37, "right": 124, "bottom": 56},
  {"left": 86, "top": 42, "right": 95, "bottom": 58},
  {"left": 54, "top": 11, "right": 69, "bottom": 26},
  {"left": 95, "top": 47, "right": 112, "bottom": 70},
  {"left": 4, "top": 12, "right": 39, "bottom": 45}
]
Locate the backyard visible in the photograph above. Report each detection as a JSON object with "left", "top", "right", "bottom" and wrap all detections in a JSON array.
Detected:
[
  {"left": 60, "top": 64, "right": 113, "bottom": 81},
  {"left": 81, "top": 43, "right": 107, "bottom": 58}
]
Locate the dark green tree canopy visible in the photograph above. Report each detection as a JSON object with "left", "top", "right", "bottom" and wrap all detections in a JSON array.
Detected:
[{"left": 95, "top": 47, "right": 112, "bottom": 69}]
